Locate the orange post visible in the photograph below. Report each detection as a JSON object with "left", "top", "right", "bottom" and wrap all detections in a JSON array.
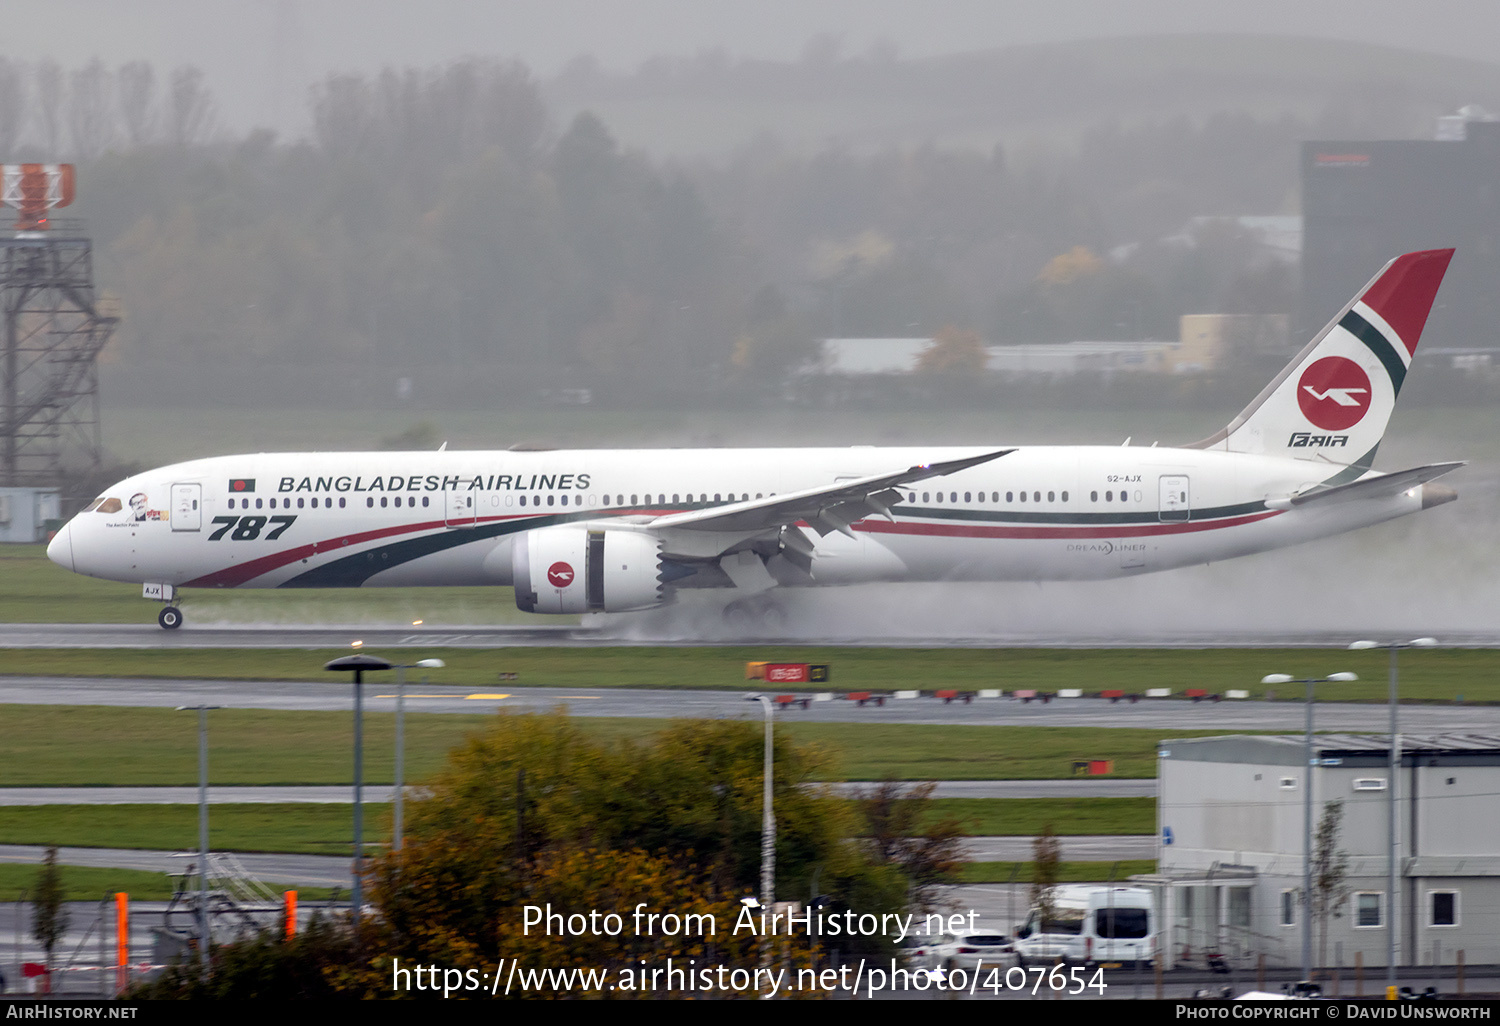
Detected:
[
  {"left": 285, "top": 891, "right": 298, "bottom": 940},
  {"left": 115, "top": 892, "right": 128, "bottom": 995}
]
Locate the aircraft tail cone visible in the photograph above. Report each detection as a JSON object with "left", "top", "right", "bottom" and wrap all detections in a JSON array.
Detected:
[{"left": 1421, "top": 483, "right": 1457, "bottom": 510}]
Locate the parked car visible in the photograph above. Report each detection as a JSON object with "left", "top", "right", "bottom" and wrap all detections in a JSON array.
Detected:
[{"left": 933, "top": 931, "right": 1016, "bottom": 970}]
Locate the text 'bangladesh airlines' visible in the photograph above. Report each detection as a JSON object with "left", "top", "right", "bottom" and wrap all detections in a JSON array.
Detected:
[{"left": 49, "top": 250, "right": 1462, "bottom": 630}]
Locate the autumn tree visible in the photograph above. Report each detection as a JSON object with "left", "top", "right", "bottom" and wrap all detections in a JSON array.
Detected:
[
  {"left": 854, "top": 780, "right": 968, "bottom": 914},
  {"left": 352, "top": 710, "right": 906, "bottom": 993},
  {"left": 116, "top": 61, "right": 157, "bottom": 147},
  {"left": 129, "top": 914, "right": 355, "bottom": 1000},
  {"left": 1311, "top": 799, "right": 1351, "bottom": 970},
  {"left": 1029, "top": 825, "right": 1062, "bottom": 929},
  {"left": 0, "top": 58, "right": 25, "bottom": 156},
  {"left": 915, "top": 325, "right": 986, "bottom": 377},
  {"left": 32, "top": 847, "right": 68, "bottom": 976}
]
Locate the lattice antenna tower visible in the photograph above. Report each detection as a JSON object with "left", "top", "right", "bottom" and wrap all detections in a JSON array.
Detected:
[{"left": 0, "top": 163, "right": 116, "bottom": 488}]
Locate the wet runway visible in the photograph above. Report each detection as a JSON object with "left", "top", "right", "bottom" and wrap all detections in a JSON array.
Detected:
[
  {"left": 0, "top": 674, "right": 1491, "bottom": 732},
  {"left": 3, "top": 622, "right": 1498, "bottom": 649}
]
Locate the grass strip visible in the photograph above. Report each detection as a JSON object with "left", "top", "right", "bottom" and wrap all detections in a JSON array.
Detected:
[
  {"left": 0, "top": 704, "right": 1229, "bottom": 783},
  {"left": 0, "top": 863, "right": 183, "bottom": 902},
  {"left": 0, "top": 798, "right": 1154, "bottom": 852},
  {"left": 926, "top": 797, "right": 1154, "bottom": 836},
  {"left": 957, "top": 860, "right": 1156, "bottom": 885},
  {"left": 0, "top": 859, "right": 1152, "bottom": 902},
  {"left": 0, "top": 805, "right": 392, "bottom": 856}
]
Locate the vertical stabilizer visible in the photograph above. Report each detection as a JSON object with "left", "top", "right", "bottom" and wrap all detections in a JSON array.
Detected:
[{"left": 1189, "top": 249, "right": 1454, "bottom": 470}]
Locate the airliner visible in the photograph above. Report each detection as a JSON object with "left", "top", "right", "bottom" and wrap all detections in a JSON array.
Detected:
[{"left": 48, "top": 249, "right": 1461, "bottom": 630}]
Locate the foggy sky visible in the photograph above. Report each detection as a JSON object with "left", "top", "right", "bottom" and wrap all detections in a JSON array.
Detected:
[{"left": 15, "top": 0, "right": 1500, "bottom": 140}]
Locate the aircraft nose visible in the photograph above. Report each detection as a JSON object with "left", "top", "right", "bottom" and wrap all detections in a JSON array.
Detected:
[{"left": 47, "top": 521, "right": 74, "bottom": 572}]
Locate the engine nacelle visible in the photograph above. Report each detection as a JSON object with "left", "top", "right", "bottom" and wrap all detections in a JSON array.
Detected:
[{"left": 512, "top": 525, "right": 666, "bottom": 614}]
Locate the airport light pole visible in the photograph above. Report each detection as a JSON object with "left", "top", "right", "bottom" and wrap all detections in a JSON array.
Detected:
[
  {"left": 175, "top": 704, "right": 219, "bottom": 976},
  {"left": 744, "top": 694, "right": 776, "bottom": 912},
  {"left": 1349, "top": 637, "right": 1436, "bottom": 990},
  {"left": 1260, "top": 671, "right": 1358, "bottom": 984},
  {"left": 390, "top": 659, "right": 445, "bottom": 852},
  {"left": 325, "top": 653, "right": 392, "bottom": 938}
]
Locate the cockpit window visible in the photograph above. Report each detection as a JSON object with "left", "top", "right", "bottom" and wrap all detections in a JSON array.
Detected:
[
  {"left": 82, "top": 498, "right": 104, "bottom": 513},
  {"left": 94, "top": 498, "right": 122, "bottom": 514}
]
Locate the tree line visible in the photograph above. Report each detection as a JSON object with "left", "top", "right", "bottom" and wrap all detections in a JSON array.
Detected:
[
  {"left": 131, "top": 711, "right": 965, "bottom": 998},
  {"left": 0, "top": 54, "right": 1421, "bottom": 407}
]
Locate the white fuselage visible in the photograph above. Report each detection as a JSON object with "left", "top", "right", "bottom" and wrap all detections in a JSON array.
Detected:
[{"left": 48, "top": 444, "right": 1426, "bottom": 598}]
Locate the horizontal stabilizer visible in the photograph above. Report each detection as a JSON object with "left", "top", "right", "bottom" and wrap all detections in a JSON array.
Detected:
[{"left": 1265, "top": 462, "right": 1464, "bottom": 511}]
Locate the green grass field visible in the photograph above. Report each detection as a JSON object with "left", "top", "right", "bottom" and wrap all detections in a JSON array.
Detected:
[
  {"left": 927, "top": 798, "right": 1153, "bottom": 836},
  {"left": 0, "top": 861, "right": 340, "bottom": 902},
  {"left": 0, "top": 804, "right": 390, "bottom": 856},
  {"left": 0, "top": 704, "right": 1243, "bottom": 784},
  {"left": 0, "top": 798, "right": 1153, "bottom": 854},
  {"left": 957, "top": 860, "right": 1156, "bottom": 885},
  {"left": 0, "top": 863, "right": 182, "bottom": 902}
]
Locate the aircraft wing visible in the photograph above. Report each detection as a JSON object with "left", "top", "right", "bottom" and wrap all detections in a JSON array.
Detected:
[
  {"left": 1266, "top": 461, "right": 1464, "bottom": 510},
  {"left": 648, "top": 449, "right": 1013, "bottom": 538}
]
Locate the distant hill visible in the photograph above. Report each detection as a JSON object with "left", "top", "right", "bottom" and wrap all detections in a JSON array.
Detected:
[{"left": 543, "top": 34, "right": 1500, "bottom": 157}]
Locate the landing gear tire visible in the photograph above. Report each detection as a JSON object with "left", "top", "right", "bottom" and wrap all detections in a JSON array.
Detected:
[
  {"left": 721, "top": 595, "right": 788, "bottom": 634},
  {"left": 758, "top": 602, "right": 787, "bottom": 633},
  {"left": 158, "top": 606, "right": 183, "bottom": 630},
  {"left": 722, "top": 599, "right": 753, "bottom": 628}
]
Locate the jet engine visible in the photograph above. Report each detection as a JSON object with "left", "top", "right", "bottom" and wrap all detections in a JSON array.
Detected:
[{"left": 512, "top": 525, "right": 667, "bottom": 613}]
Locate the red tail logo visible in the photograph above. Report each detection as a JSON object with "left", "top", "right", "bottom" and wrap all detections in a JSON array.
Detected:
[{"left": 1297, "top": 357, "right": 1372, "bottom": 431}]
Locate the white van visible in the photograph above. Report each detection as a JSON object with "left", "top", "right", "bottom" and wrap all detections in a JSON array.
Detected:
[{"left": 1014, "top": 885, "right": 1155, "bottom": 967}]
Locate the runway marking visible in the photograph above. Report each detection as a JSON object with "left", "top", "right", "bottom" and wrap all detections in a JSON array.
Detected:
[
  {"left": 374, "top": 694, "right": 469, "bottom": 699},
  {"left": 462, "top": 693, "right": 601, "bottom": 701}
]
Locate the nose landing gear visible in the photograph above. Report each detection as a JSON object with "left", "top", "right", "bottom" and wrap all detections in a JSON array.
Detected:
[{"left": 145, "top": 582, "right": 183, "bottom": 629}]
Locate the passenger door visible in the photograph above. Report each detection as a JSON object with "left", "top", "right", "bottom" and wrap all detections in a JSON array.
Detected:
[
  {"left": 1158, "top": 475, "right": 1190, "bottom": 523},
  {"left": 170, "top": 483, "right": 201, "bottom": 531}
]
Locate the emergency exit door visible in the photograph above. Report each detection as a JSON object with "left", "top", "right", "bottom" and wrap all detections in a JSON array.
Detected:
[{"left": 1158, "top": 475, "right": 1190, "bottom": 523}]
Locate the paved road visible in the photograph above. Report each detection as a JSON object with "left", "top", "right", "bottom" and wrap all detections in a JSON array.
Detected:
[
  {"left": 963, "top": 835, "right": 1155, "bottom": 860},
  {"left": 0, "top": 844, "right": 351, "bottom": 888},
  {"left": 0, "top": 675, "right": 1491, "bottom": 731},
  {"left": 0, "top": 780, "right": 1157, "bottom": 804}
]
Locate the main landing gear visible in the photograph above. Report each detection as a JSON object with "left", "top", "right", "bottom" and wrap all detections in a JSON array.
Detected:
[
  {"left": 158, "top": 606, "right": 183, "bottom": 630},
  {"left": 721, "top": 595, "right": 788, "bottom": 633}
]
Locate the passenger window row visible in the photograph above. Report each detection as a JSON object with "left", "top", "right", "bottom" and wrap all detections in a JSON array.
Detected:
[
  {"left": 228, "top": 497, "right": 348, "bottom": 509},
  {"left": 906, "top": 490, "right": 1073, "bottom": 504},
  {"left": 224, "top": 491, "right": 776, "bottom": 513}
]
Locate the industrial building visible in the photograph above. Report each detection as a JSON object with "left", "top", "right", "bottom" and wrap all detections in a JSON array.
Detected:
[
  {"left": 1147, "top": 733, "right": 1500, "bottom": 971},
  {"left": 1302, "top": 108, "right": 1500, "bottom": 349},
  {"left": 0, "top": 484, "right": 58, "bottom": 542}
]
